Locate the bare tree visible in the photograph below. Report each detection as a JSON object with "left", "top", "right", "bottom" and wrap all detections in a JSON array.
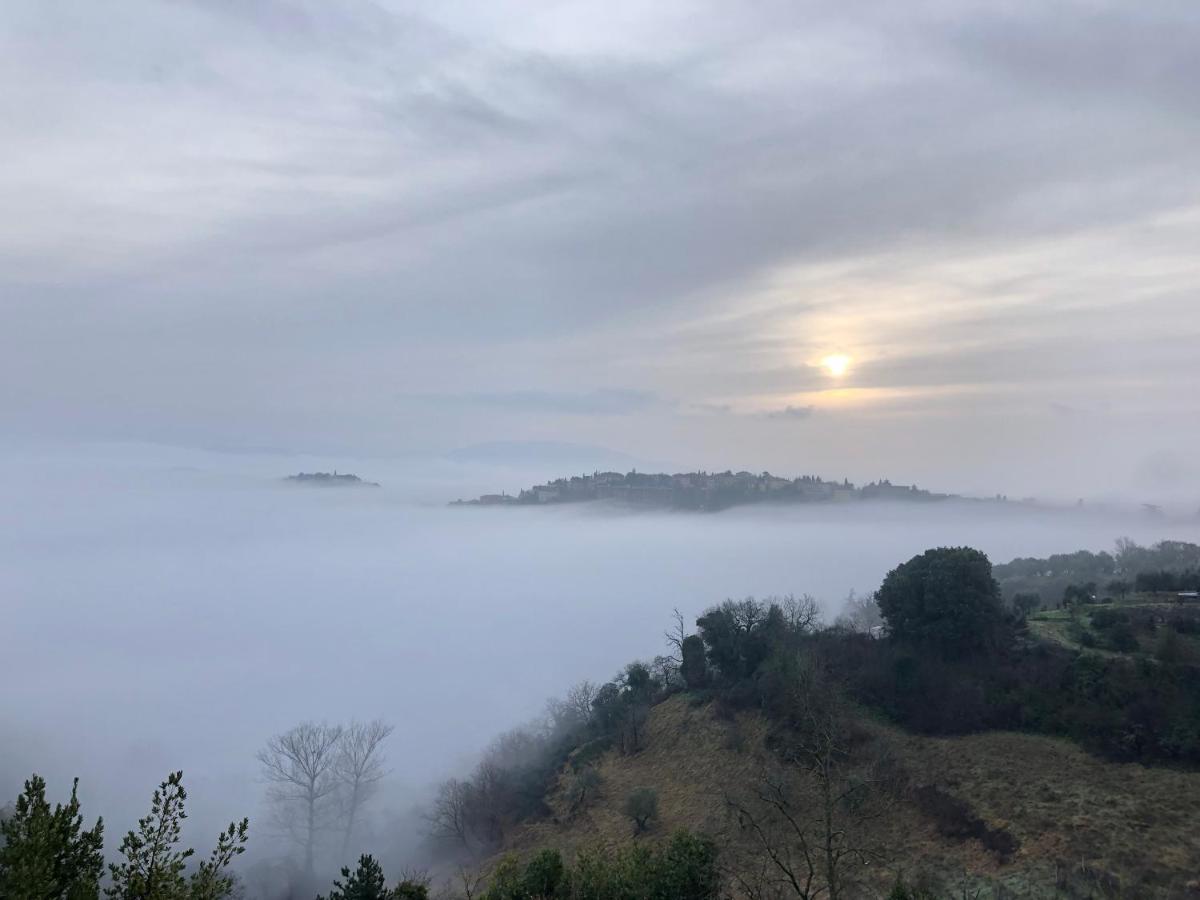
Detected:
[
  {"left": 779, "top": 594, "right": 822, "bottom": 633},
  {"left": 257, "top": 722, "right": 344, "bottom": 878},
  {"left": 451, "top": 864, "right": 485, "bottom": 900},
  {"left": 664, "top": 607, "right": 688, "bottom": 663},
  {"left": 727, "top": 665, "right": 897, "bottom": 900},
  {"left": 564, "top": 680, "right": 599, "bottom": 724},
  {"left": 467, "top": 759, "right": 508, "bottom": 848},
  {"left": 335, "top": 719, "right": 394, "bottom": 861},
  {"left": 834, "top": 590, "right": 881, "bottom": 634},
  {"left": 425, "top": 778, "right": 473, "bottom": 852}
]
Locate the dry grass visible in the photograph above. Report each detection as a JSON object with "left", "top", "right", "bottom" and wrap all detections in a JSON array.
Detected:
[{"left": 486, "top": 696, "right": 1200, "bottom": 898}]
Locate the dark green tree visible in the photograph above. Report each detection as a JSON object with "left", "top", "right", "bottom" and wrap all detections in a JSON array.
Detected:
[
  {"left": 106, "top": 771, "right": 247, "bottom": 900},
  {"left": 0, "top": 774, "right": 104, "bottom": 900},
  {"left": 696, "top": 599, "right": 771, "bottom": 680},
  {"left": 318, "top": 855, "right": 390, "bottom": 900},
  {"left": 106, "top": 771, "right": 192, "bottom": 900},
  {"left": 1106, "top": 579, "right": 1132, "bottom": 599},
  {"left": 680, "top": 634, "right": 708, "bottom": 688},
  {"left": 1012, "top": 592, "right": 1041, "bottom": 617},
  {"left": 875, "top": 547, "right": 1007, "bottom": 658},
  {"left": 520, "top": 849, "right": 565, "bottom": 898},
  {"left": 521, "top": 830, "right": 719, "bottom": 900},
  {"left": 654, "top": 831, "right": 720, "bottom": 900}
]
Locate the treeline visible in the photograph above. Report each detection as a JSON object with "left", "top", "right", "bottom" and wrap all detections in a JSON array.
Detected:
[
  {"left": 317, "top": 832, "right": 720, "bottom": 900},
  {"left": 1134, "top": 569, "right": 1200, "bottom": 592},
  {"left": 994, "top": 539, "right": 1200, "bottom": 606}
]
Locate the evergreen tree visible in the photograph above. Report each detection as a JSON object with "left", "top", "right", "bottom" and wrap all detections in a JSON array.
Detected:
[
  {"left": 875, "top": 547, "right": 1007, "bottom": 658},
  {"left": 106, "top": 771, "right": 247, "bottom": 900},
  {"left": 318, "top": 855, "right": 391, "bottom": 900},
  {"left": 680, "top": 634, "right": 708, "bottom": 688},
  {"left": 0, "top": 774, "right": 105, "bottom": 900}
]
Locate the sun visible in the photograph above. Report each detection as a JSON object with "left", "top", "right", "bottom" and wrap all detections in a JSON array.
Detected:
[{"left": 820, "top": 354, "right": 851, "bottom": 378}]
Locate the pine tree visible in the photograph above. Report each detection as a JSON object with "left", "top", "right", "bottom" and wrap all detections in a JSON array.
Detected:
[
  {"left": 0, "top": 774, "right": 105, "bottom": 900},
  {"left": 318, "top": 855, "right": 392, "bottom": 900},
  {"left": 106, "top": 771, "right": 248, "bottom": 900}
]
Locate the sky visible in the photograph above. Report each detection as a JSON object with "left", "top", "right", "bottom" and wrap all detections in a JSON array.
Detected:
[{"left": 3, "top": 0, "right": 1199, "bottom": 501}]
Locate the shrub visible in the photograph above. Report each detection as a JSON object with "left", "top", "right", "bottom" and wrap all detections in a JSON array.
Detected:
[
  {"left": 623, "top": 788, "right": 658, "bottom": 834},
  {"left": 1090, "top": 608, "right": 1130, "bottom": 630},
  {"left": 1105, "top": 624, "right": 1139, "bottom": 653},
  {"left": 887, "top": 878, "right": 939, "bottom": 900},
  {"left": 566, "top": 767, "right": 603, "bottom": 814},
  {"left": 546, "top": 831, "right": 720, "bottom": 900},
  {"left": 912, "top": 785, "right": 1019, "bottom": 862},
  {"left": 520, "top": 849, "right": 565, "bottom": 899}
]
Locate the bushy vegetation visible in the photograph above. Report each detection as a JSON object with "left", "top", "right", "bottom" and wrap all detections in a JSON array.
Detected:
[
  {"left": 622, "top": 787, "right": 658, "bottom": 834},
  {"left": 315, "top": 854, "right": 429, "bottom": 900},
  {"left": 480, "top": 830, "right": 720, "bottom": 900},
  {"left": 1135, "top": 568, "right": 1200, "bottom": 592},
  {"left": 0, "top": 771, "right": 246, "bottom": 900},
  {"left": 425, "top": 663, "right": 672, "bottom": 855},
  {"left": 420, "top": 542, "right": 1200, "bottom": 890}
]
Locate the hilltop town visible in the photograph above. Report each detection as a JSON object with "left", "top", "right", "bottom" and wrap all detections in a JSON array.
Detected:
[
  {"left": 284, "top": 471, "right": 380, "bottom": 487},
  {"left": 453, "top": 469, "right": 958, "bottom": 511}
]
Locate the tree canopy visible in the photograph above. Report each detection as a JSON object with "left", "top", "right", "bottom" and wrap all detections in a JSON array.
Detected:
[
  {"left": 0, "top": 774, "right": 104, "bottom": 900},
  {"left": 875, "top": 547, "right": 1007, "bottom": 658}
]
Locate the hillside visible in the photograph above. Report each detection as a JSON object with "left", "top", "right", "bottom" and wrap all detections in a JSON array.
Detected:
[
  {"left": 489, "top": 695, "right": 1200, "bottom": 898},
  {"left": 422, "top": 546, "right": 1200, "bottom": 900}
]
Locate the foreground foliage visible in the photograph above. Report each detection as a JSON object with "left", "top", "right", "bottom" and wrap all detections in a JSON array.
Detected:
[
  {"left": 0, "top": 775, "right": 104, "bottom": 900},
  {"left": 0, "top": 772, "right": 246, "bottom": 900},
  {"left": 482, "top": 831, "right": 720, "bottom": 900},
  {"left": 315, "top": 854, "right": 429, "bottom": 900}
]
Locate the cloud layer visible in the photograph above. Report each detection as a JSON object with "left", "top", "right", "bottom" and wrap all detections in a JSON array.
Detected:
[{"left": 2, "top": 0, "right": 1199, "bottom": 498}]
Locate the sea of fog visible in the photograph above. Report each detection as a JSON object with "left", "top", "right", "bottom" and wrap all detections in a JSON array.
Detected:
[{"left": 3, "top": 442, "right": 1199, "bottom": 872}]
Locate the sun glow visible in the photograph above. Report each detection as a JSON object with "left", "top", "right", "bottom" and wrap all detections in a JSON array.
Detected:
[{"left": 820, "top": 354, "right": 851, "bottom": 378}]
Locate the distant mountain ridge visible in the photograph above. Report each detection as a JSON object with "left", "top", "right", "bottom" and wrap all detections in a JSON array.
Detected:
[{"left": 452, "top": 468, "right": 982, "bottom": 511}]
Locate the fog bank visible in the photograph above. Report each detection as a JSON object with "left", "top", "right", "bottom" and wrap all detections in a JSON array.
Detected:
[{"left": 3, "top": 442, "right": 1198, "bottom": 874}]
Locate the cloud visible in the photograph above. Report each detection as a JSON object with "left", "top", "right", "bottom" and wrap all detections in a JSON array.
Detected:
[
  {"left": 768, "top": 405, "right": 816, "bottom": 420},
  {"left": 409, "top": 388, "right": 666, "bottom": 416},
  {"left": 1, "top": 0, "right": 1199, "bottom": 489}
]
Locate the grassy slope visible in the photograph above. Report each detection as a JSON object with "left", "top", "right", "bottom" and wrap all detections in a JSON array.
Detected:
[
  {"left": 1028, "top": 596, "right": 1200, "bottom": 660},
  {"left": 493, "top": 695, "right": 1200, "bottom": 898}
]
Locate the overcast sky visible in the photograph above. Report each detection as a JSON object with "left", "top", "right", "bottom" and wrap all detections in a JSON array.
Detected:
[{"left": 3, "top": 1, "right": 1199, "bottom": 499}]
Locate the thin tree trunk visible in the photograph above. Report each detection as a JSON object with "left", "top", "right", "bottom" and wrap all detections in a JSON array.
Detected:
[
  {"left": 822, "top": 747, "right": 839, "bottom": 900},
  {"left": 341, "top": 782, "right": 360, "bottom": 861},
  {"left": 305, "top": 789, "right": 316, "bottom": 879}
]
